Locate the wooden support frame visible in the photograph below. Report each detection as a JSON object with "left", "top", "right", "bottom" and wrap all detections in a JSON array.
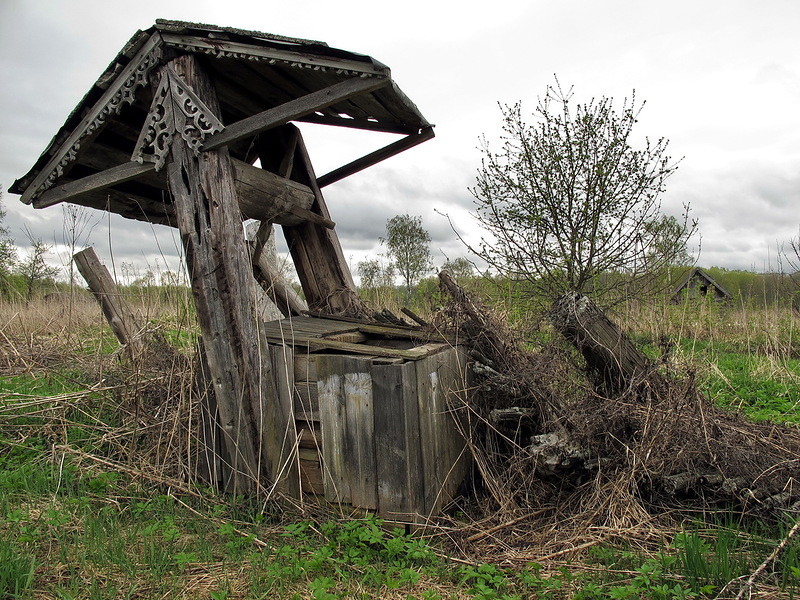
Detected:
[
  {"left": 317, "top": 126, "right": 435, "bottom": 188},
  {"left": 203, "top": 76, "right": 390, "bottom": 151},
  {"left": 33, "top": 162, "right": 156, "bottom": 209}
]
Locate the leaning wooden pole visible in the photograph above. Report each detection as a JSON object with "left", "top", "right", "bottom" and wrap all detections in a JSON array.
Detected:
[
  {"left": 162, "top": 54, "right": 280, "bottom": 493},
  {"left": 74, "top": 247, "right": 144, "bottom": 356}
]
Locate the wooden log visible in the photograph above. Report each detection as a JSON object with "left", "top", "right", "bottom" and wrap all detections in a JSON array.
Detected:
[
  {"left": 550, "top": 292, "right": 652, "bottom": 393},
  {"left": 164, "top": 54, "right": 277, "bottom": 493},
  {"left": 73, "top": 247, "right": 144, "bottom": 355},
  {"left": 250, "top": 240, "right": 308, "bottom": 318},
  {"left": 231, "top": 159, "right": 315, "bottom": 224}
]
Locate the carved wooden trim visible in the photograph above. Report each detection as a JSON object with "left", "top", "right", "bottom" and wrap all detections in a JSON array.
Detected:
[
  {"left": 21, "top": 34, "right": 164, "bottom": 204},
  {"left": 160, "top": 33, "right": 389, "bottom": 78},
  {"left": 132, "top": 66, "right": 224, "bottom": 170}
]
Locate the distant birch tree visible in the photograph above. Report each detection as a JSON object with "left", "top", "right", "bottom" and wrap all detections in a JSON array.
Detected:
[{"left": 381, "top": 214, "right": 432, "bottom": 299}]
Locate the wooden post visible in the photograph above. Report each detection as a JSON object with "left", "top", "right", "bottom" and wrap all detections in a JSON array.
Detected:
[
  {"left": 163, "top": 54, "right": 280, "bottom": 493},
  {"left": 73, "top": 247, "right": 144, "bottom": 355},
  {"left": 257, "top": 125, "right": 366, "bottom": 316}
]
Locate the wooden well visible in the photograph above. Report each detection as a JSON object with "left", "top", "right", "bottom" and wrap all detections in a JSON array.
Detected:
[
  {"left": 260, "top": 317, "right": 470, "bottom": 521},
  {"left": 12, "top": 20, "right": 469, "bottom": 519}
]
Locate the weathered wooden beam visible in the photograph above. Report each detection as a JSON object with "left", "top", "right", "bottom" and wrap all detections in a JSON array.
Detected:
[
  {"left": 164, "top": 54, "right": 278, "bottom": 493},
  {"left": 250, "top": 239, "right": 308, "bottom": 318},
  {"left": 73, "top": 247, "right": 144, "bottom": 355},
  {"left": 317, "top": 126, "right": 435, "bottom": 188},
  {"left": 258, "top": 125, "right": 365, "bottom": 315},
  {"left": 231, "top": 159, "right": 315, "bottom": 223},
  {"left": 203, "top": 76, "right": 390, "bottom": 151},
  {"left": 33, "top": 162, "right": 157, "bottom": 209}
]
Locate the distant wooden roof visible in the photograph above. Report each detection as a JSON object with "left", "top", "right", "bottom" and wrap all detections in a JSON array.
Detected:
[
  {"left": 10, "top": 20, "right": 432, "bottom": 223},
  {"left": 672, "top": 267, "right": 733, "bottom": 301}
]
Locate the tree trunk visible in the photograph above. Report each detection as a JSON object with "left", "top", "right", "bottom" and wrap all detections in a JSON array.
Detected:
[{"left": 550, "top": 292, "right": 651, "bottom": 394}]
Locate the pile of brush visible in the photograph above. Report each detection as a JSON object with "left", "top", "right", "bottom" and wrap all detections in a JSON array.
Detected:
[{"left": 437, "top": 272, "right": 800, "bottom": 527}]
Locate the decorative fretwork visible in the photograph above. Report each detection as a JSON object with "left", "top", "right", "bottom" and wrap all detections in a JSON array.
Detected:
[
  {"left": 25, "top": 39, "right": 163, "bottom": 202},
  {"left": 132, "top": 66, "right": 224, "bottom": 170}
]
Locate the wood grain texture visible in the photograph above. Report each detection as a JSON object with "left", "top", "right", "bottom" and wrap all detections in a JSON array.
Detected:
[
  {"left": 269, "top": 345, "right": 300, "bottom": 498},
  {"left": 73, "top": 247, "right": 144, "bottom": 355},
  {"left": 165, "top": 54, "right": 275, "bottom": 493},
  {"left": 372, "top": 361, "right": 424, "bottom": 521}
]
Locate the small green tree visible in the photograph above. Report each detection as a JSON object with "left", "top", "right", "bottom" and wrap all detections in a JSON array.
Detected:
[
  {"left": 471, "top": 80, "right": 695, "bottom": 306},
  {"left": 441, "top": 257, "right": 475, "bottom": 283},
  {"left": 16, "top": 237, "right": 59, "bottom": 301},
  {"left": 0, "top": 188, "right": 17, "bottom": 291},
  {"left": 381, "top": 214, "right": 432, "bottom": 299}
]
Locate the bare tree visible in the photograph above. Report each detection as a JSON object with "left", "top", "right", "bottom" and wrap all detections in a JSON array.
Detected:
[{"left": 470, "top": 80, "right": 695, "bottom": 306}]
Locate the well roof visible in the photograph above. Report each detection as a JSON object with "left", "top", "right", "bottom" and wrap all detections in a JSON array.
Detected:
[{"left": 11, "top": 20, "right": 431, "bottom": 221}]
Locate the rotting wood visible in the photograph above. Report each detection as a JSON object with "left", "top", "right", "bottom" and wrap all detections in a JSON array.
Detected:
[
  {"left": 73, "top": 247, "right": 145, "bottom": 356},
  {"left": 550, "top": 292, "right": 652, "bottom": 393},
  {"left": 164, "top": 54, "right": 274, "bottom": 493}
]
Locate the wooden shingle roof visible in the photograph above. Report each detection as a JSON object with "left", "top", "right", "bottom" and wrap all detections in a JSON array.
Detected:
[{"left": 10, "top": 20, "right": 432, "bottom": 223}]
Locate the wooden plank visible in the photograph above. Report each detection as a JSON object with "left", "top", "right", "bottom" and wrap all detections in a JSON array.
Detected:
[
  {"left": 297, "top": 421, "right": 321, "bottom": 449},
  {"left": 316, "top": 355, "right": 350, "bottom": 503},
  {"left": 73, "top": 247, "right": 144, "bottom": 354},
  {"left": 294, "top": 353, "right": 317, "bottom": 382},
  {"left": 269, "top": 345, "right": 300, "bottom": 498},
  {"left": 372, "top": 361, "right": 424, "bottom": 520},
  {"left": 341, "top": 357, "right": 377, "bottom": 510},
  {"left": 204, "top": 77, "right": 390, "bottom": 151},
  {"left": 317, "top": 126, "right": 434, "bottom": 188},
  {"left": 440, "top": 347, "right": 471, "bottom": 505},
  {"left": 293, "top": 381, "right": 319, "bottom": 413},
  {"left": 33, "top": 161, "right": 157, "bottom": 209},
  {"left": 164, "top": 55, "right": 272, "bottom": 493},
  {"left": 415, "top": 354, "right": 441, "bottom": 517}
]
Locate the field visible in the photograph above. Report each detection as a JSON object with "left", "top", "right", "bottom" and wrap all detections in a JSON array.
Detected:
[{"left": 1, "top": 289, "right": 800, "bottom": 599}]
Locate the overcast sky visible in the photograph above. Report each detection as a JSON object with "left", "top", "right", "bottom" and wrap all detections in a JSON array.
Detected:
[{"left": 1, "top": 0, "right": 798, "bottom": 282}]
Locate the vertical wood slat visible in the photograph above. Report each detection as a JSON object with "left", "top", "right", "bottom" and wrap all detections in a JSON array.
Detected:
[
  {"left": 372, "top": 361, "right": 424, "bottom": 521},
  {"left": 317, "top": 356, "right": 350, "bottom": 503},
  {"left": 441, "top": 348, "right": 471, "bottom": 505},
  {"left": 343, "top": 358, "right": 377, "bottom": 510},
  {"left": 416, "top": 353, "right": 443, "bottom": 517},
  {"left": 316, "top": 354, "right": 377, "bottom": 508},
  {"left": 268, "top": 345, "right": 300, "bottom": 498},
  {"left": 165, "top": 54, "right": 276, "bottom": 493}
]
